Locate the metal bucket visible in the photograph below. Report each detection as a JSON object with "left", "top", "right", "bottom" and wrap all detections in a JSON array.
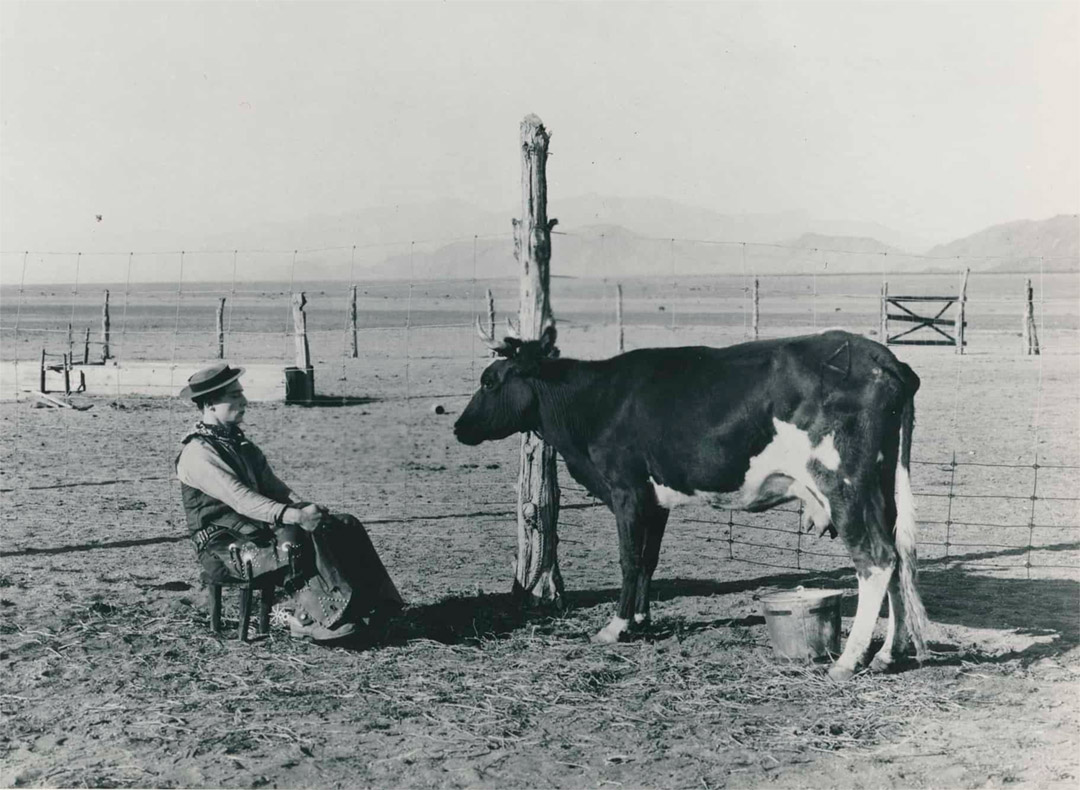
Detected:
[
  {"left": 284, "top": 366, "right": 314, "bottom": 403},
  {"left": 760, "top": 586, "right": 844, "bottom": 662}
]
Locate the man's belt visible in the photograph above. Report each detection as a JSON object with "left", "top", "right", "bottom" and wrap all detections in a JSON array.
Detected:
[{"left": 191, "top": 524, "right": 232, "bottom": 553}]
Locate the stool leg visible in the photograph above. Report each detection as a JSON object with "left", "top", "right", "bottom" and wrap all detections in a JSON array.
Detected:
[
  {"left": 209, "top": 584, "right": 223, "bottom": 633},
  {"left": 258, "top": 587, "right": 273, "bottom": 636},
  {"left": 238, "top": 587, "right": 252, "bottom": 642}
]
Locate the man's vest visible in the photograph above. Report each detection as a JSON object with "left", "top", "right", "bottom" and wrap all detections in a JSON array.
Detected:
[{"left": 177, "top": 433, "right": 277, "bottom": 541}]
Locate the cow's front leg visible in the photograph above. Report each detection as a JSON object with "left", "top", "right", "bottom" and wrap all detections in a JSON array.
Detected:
[
  {"left": 592, "top": 487, "right": 649, "bottom": 644},
  {"left": 633, "top": 504, "right": 670, "bottom": 628}
]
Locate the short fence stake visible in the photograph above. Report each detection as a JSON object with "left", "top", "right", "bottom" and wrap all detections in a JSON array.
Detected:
[
  {"left": 1023, "top": 278, "right": 1040, "bottom": 355},
  {"left": 752, "top": 278, "right": 760, "bottom": 341},
  {"left": 880, "top": 280, "right": 889, "bottom": 342},
  {"left": 83, "top": 327, "right": 90, "bottom": 365},
  {"left": 101, "top": 289, "right": 111, "bottom": 361},
  {"left": 216, "top": 297, "right": 226, "bottom": 359},
  {"left": 615, "top": 283, "right": 624, "bottom": 353},
  {"left": 957, "top": 268, "right": 969, "bottom": 354},
  {"left": 350, "top": 285, "right": 359, "bottom": 358}
]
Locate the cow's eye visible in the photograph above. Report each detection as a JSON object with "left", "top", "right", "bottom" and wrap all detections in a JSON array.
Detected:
[{"left": 482, "top": 377, "right": 495, "bottom": 390}]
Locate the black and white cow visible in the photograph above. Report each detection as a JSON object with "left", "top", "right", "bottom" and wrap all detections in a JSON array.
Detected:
[{"left": 454, "top": 325, "right": 929, "bottom": 680}]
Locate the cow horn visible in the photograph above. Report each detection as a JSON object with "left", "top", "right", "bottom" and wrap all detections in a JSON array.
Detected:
[
  {"left": 505, "top": 317, "right": 521, "bottom": 339},
  {"left": 475, "top": 314, "right": 500, "bottom": 348}
]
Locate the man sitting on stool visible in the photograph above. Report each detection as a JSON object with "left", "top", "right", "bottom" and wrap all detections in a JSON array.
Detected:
[{"left": 176, "top": 362, "right": 403, "bottom": 642}]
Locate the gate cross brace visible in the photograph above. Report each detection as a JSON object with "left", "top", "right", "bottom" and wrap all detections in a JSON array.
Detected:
[{"left": 888, "top": 299, "right": 956, "bottom": 344}]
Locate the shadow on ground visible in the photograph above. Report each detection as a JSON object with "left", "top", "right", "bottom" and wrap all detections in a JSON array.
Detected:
[
  {"left": 371, "top": 542, "right": 1079, "bottom": 668},
  {"left": 286, "top": 395, "right": 380, "bottom": 407}
]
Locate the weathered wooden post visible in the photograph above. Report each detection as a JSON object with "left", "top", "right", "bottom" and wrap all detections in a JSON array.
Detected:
[
  {"left": 957, "top": 268, "right": 970, "bottom": 354},
  {"left": 286, "top": 292, "right": 314, "bottom": 402},
  {"left": 486, "top": 288, "right": 496, "bottom": 341},
  {"left": 512, "top": 114, "right": 563, "bottom": 607},
  {"left": 615, "top": 283, "right": 625, "bottom": 353},
  {"left": 216, "top": 297, "right": 226, "bottom": 359},
  {"left": 67, "top": 323, "right": 73, "bottom": 365},
  {"left": 39, "top": 349, "right": 46, "bottom": 393},
  {"left": 83, "top": 328, "right": 90, "bottom": 365},
  {"left": 100, "top": 289, "right": 111, "bottom": 361},
  {"left": 880, "top": 281, "right": 889, "bottom": 342},
  {"left": 752, "top": 278, "right": 760, "bottom": 340},
  {"left": 62, "top": 353, "right": 71, "bottom": 395},
  {"left": 1023, "top": 278, "right": 1040, "bottom": 355},
  {"left": 349, "top": 285, "right": 359, "bottom": 358}
]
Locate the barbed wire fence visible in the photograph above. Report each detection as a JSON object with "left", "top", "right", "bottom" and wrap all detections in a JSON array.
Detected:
[{"left": 1, "top": 233, "right": 1077, "bottom": 584}]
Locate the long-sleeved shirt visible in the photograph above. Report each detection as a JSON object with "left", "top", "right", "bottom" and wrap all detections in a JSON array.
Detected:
[{"left": 177, "top": 435, "right": 297, "bottom": 526}]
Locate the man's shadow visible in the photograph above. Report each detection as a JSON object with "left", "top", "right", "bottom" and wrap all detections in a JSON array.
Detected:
[{"left": 363, "top": 542, "right": 1080, "bottom": 669}]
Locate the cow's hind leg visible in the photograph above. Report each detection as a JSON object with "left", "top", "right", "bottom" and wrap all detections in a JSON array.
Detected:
[
  {"left": 829, "top": 490, "right": 896, "bottom": 681},
  {"left": 869, "top": 573, "right": 908, "bottom": 672},
  {"left": 632, "top": 506, "right": 670, "bottom": 628},
  {"left": 593, "top": 487, "right": 653, "bottom": 644}
]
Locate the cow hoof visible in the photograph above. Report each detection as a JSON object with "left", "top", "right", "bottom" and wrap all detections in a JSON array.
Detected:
[
  {"left": 590, "top": 629, "right": 618, "bottom": 645},
  {"left": 827, "top": 664, "right": 855, "bottom": 682},
  {"left": 868, "top": 655, "right": 895, "bottom": 673}
]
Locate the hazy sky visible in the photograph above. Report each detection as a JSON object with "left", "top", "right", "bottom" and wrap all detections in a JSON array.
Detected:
[{"left": 2, "top": 1, "right": 1077, "bottom": 257}]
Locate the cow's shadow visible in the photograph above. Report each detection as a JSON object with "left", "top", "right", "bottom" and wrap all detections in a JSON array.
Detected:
[{"left": 368, "top": 543, "right": 1079, "bottom": 668}]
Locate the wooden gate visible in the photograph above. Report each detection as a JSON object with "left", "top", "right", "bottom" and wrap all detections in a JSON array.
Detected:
[{"left": 880, "top": 270, "right": 969, "bottom": 353}]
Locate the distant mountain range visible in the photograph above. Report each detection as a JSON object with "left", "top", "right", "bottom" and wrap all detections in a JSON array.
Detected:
[
  {"left": 348, "top": 211, "right": 1078, "bottom": 280},
  {"left": 924, "top": 215, "right": 1079, "bottom": 273}
]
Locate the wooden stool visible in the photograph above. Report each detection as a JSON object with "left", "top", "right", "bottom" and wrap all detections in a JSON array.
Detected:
[{"left": 203, "top": 575, "right": 277, "bottom": 641}]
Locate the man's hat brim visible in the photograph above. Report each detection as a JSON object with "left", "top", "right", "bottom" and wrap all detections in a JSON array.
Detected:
[{"left": 179, "top": 364, "right": 245, "bottom": 400}]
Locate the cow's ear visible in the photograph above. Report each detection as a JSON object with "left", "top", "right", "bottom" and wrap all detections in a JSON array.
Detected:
[{"left": 539, "top": 324, "right": 558, "bottom": 357}]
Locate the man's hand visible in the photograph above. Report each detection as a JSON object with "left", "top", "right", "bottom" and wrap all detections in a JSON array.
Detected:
[{"left": 289, "top": 503, "right": 325, "bottom": 532}]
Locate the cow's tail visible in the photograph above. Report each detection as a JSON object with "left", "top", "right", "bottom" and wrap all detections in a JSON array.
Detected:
[{"left": 895, "top": 393, "right": 929, "bottom": 661}]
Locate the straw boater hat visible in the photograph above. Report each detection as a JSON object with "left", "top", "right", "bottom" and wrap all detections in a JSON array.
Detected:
[{"left": 179, "top": 362, "right": 245, "bottom": 401}]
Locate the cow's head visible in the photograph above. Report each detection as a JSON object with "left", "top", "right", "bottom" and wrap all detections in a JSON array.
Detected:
[{"left": 454, "top": 321, "right": 559, "bottom": 446}]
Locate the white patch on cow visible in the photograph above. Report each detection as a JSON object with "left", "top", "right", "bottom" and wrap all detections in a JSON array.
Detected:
[
  {"left": 593, "top": 616, "right": 629, "bottom": 644},
  {"left": 743, "top": 419, "right": 839, "bottom": 528},
  {"left": 876, "top": 451, "right": 885, "bottom": 463},
  {"left": 649, "top": 419, "right": 841, "bottom": 531},
  {"left": 650, "top": 479, "right": 741, "bottom": 510}
]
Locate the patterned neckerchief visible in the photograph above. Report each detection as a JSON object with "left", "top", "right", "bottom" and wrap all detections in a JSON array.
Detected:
[{"left": 183, "top": 420, "right": 248, "bottom": 451}]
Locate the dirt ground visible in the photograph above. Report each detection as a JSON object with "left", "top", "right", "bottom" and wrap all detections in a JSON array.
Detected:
[{"left": 1, "top": 326, "right": 1078, "bottom": 788}]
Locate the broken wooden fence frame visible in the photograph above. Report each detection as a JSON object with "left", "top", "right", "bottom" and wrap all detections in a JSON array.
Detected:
[{"left": 38, "top": 349, "right": 85, "bottom": 396}]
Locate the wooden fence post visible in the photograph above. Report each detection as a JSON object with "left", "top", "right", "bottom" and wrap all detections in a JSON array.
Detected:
[
  {"left": 752, "top": 278, "right": 760, "bottom": 341},
  {"left": 880, "top": 281, "right": 889, "bottom": 342},
  {"left": 39, "top": 349, "right": 46, "bottom": 393},
  {"left": 486, "top": 288, "right": 496, "bottom": 344},
  {"left": 216, "top": 297, "right": 226, "bottom": 359},
  {"left": 83, "top": 328, "right": 90, "bottom": 365},
  {"left": 287, "top": 292, "right": 314, "bottom": 402},
  {"left": 615, "top": 283, "right": 624, "bottom": 353},
  {"left": 512, "top": 114, "right": 563, "bottom": 607},
  {"left": 67, "top": 323, "right": 73, "bottom": 365},
  {"left": 101, "top": 289, "right": 111, "bottom": 361},
  {"left": 957, "top": 268, "right": 969, "bottom": 354},
  {"left": 349, "top": 285, "right": 359, "bottom": 358},
  {"left": 1024, "top": 278, "right": 1040, "bottom": 355}
]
